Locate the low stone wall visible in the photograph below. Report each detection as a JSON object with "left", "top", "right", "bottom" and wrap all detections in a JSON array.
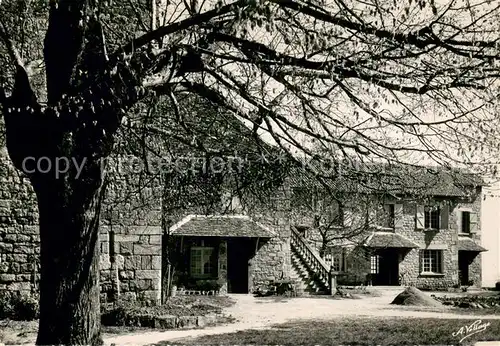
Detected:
[
  {"left": 433, "top": 294, "right": 500, "bottom": 308},
  {"left": 105, "top": 312, "right": 230, "bottom": 329},
  {"left": 176, "top": 289, "right": 222, "bottom": 296}
]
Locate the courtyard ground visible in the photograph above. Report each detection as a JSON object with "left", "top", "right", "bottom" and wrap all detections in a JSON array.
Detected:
[
  {"left": 2, "top": 289, "right": 499, "bottom": 345},
  {"left": 104, "top": 289, "right": 500, "bottom": 346},
  {"left": 154, "top": 317, "right": 500, "bottom": 345}
]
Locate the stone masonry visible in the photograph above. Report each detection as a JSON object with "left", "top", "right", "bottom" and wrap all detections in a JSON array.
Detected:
[
  {"left": 304, "top": 190, "right": 483, "bottom": 290},
  {"left": 0, "top": 143, "right": 486, "bottom": 299},
  {"left": 395, "top": 193, "right": 482, "bottom": 289},
  {"left": 169, "top": 185, "right": 292, "bottom": 294},
  {"left": 0, "top": 149, "right": 40, "bottom": 296},
  {"left": 246, "top": 186, "right": 292, "bottom": 290},
  {"left": 0, "top": 150, "right": 163, "bottom": 304}
]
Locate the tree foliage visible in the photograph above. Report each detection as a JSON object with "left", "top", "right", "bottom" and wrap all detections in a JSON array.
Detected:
[{"left": 1, "top": 0, "right": 500, "bottom": 173}]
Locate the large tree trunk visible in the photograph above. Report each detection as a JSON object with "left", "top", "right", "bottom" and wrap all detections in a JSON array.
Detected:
[
  {"left": 1, "top": 37, "right": 141, "bottom": 344},
  {"left": 31, "top": 161, "right": 105, "bottom": 345},
  {"left": 0, "top": 2, "right": 150, "bottom": 343}
]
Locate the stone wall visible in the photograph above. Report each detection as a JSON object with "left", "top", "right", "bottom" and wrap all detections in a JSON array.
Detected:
[
  {"left": 0, "top": 149, "right": 39, "bottom": 296},
  {"left": 99, "top": 155, "right": 163, "bottom": 305},
  {"left": 168, "top": 185, "right": 292, "bottom": 294},
  {"left": 0, "top": 150, "right": 164, "bottom": 304},
  {"left": 217, "top": 240, "right": 228, "bottom": 294},
  {"left": 0, "top": 144, "right": 486, "bottom": 299},
  {"left": 247, "top": 185, "right": 291, "bottom": 290},
  {"left": 397, "top": 200, "right": 458, "bottom": 289},
  {"left": 99, "top": 225, "right": 162, "bottom": 305},
  {"left": 299, "top": 190, "right": 483, "bottom": 290},
  {"left": 464, "top": 194, "right": 483, "bottom": 286},
  {"left": 397, "top": 192, "right": 482, "bottom": 289}
]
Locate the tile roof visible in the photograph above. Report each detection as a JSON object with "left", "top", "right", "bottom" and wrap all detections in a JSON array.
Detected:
[
  {"left": 458, "top": 237, "right": 487, "bottom": 252},
  {"left": 287, "top": 163, "right": 484, "bottom": 197},
  {"left": 169, "top": 214, "right": 276, "bottom": 238},
  {"left": 363, "top": 232, "right": 419, "bottom": 248}
]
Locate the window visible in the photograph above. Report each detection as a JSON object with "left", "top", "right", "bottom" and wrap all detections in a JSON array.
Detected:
[
  {"left": 324, "top": 249, "right": 344, "bottom": 272},
  {"left": 190, "top": 247, "right": 215, "bottom": 277},
  {"left": 324, "top": 253, "right": 332, "bottom": 266},
  {"left": 332, "top": 254, "right": 342, "bottom": 272},
  {"left": 291, "top": 187, "right": 315, "bottom": 210},
  {"left": 461, "top": 211, "right": 471, "bottom": 233},
  {"left": 379, "top": 204, "right": 395, "bottom": 229},
  {"left": 421, "top": 250, "right": 443, "bottom": 274},
  {"left": 370, "top": 255, "right": 379, "bottom": 274},
  {"left": 424, "top": 206, "right": 440, "bottom": 229}
]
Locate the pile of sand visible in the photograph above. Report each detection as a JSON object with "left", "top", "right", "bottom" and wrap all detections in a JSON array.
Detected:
[{"left": 390, "top": 287, "right": 442, "bottom": 307}]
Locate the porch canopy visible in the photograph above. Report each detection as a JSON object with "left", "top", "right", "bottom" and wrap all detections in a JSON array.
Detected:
[
  {"left": 457, "top": 237, "right": 487, "bottom": 252},
  {"left": 363, "top": 232, "right": 419, "bottom": 249},
  {"left": 169, "top": 214, "right": 276, "bottom": 238}
]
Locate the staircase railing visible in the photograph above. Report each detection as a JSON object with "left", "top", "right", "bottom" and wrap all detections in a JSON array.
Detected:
[{"left": 290, "top": 226, "right": 331, "bottom": 291}]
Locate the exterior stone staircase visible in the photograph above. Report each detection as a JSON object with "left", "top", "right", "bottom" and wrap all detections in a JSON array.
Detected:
[{"left": 290, "top": 226, "right": 330, "bottom": 295}]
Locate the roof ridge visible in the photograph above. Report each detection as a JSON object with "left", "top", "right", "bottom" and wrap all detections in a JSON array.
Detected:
[
  {"left": 192, "top": 214, "right": 250, "bottom": 219},
  {"left": 169, "top": 214, "right": 194, "bottom": 233}
]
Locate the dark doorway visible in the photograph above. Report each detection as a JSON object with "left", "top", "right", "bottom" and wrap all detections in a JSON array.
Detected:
[
  {"left": 458, "top": 251, "right": 472, "bottom": 285},
  {"left": 226, "top": 238, "right": 253, "bottom": 293},
  {"left": 372, "top": 249, "right": 399, "bottom": 285}
]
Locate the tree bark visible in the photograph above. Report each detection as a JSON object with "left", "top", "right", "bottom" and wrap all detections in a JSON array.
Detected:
[
  {"left": 31, "top": 161, "right": 105, "bottom": 345},
  {"left": 0, "top": 1, "right": 166, "bottom": 342}
]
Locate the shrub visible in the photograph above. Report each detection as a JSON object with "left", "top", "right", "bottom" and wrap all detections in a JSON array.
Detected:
[
  {"left": 0, "top": 291, "right": 39, "bottom": 321},
  {"left": 194, "top": 279, "right": 224, "bottom": 292},
  {"left": 495, "top": 281, "right": 500, "bottom": 291},
  {"left": 0, "top": 291, "right": 14, "bottom": 318}
]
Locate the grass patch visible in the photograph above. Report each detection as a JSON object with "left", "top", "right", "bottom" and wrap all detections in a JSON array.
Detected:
[{"left": 161, "top": 317, "right": 500, "bottom": 345}]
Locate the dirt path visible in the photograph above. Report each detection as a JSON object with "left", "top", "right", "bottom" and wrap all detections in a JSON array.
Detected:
[{"left": 104, "top": 291, "right": 500, "bottom": 346}]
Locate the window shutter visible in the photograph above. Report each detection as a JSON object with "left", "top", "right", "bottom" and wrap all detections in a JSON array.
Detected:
[
  {"left": 415, "top": 205, "right": 425, "bottom": 229},
  {"left": 394, "top": 204, "right": 404, "bottom": 229},
  {"left": 341, "top": 248, "right": 346, "bottom": 271},
  {"left": 419, "top": 250, "right": 423, "bottom": 273},
  {"left": 470, "top": 212, "right": 478, "bottom": 233},
  {"left": 456, "top": 209, "right": 462, "bottom": 233},
  {"left": 231, "top": 196, "right": 242, "bottom": 212},
  {"left": 440, "top": 205, "right": 449, "bottom": 230},
  {"left": 367, "top": 208, "right": 376, "bottom": 227}
]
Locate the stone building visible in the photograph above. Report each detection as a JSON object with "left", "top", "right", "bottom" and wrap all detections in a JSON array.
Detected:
[
  {"left": 163, "top": 165, "right": 487, "bottom": 294},
  {"left": 166, "top": 184, "right": 293, "bottom": 295},
  {"left": 0, "top": 147, "right": 488, "bottom": 304},
  {"left": 299, "top": 166, "right": 486, "bottom": 290}
]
